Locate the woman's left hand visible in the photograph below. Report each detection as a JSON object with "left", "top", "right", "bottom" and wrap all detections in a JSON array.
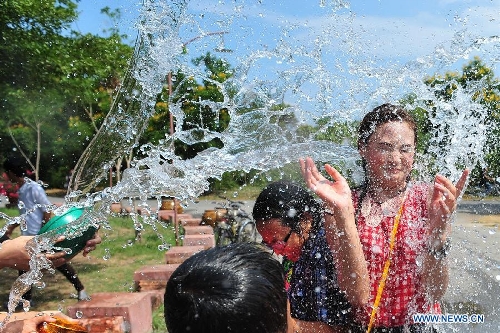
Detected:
[{"left": 429, "top": 169, "right": 469, "bottom": 239}]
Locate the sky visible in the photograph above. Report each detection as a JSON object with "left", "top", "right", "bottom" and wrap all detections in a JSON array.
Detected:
[
  {"left": 69, "top": 0, "right": 500, "bottom": 116},
  {"left": 71, "top": 0, "right": 500, "bottom": 66},
  {"left": 65, "top": 1, "right": 500, "bottom": 187}
]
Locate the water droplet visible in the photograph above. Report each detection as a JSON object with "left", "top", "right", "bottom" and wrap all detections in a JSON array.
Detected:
[
  {"left": 287, "top": 208, "right": 297, "bottom": 218},
  {"left": 103, "top": 249, "right": 111, "bottom": 260},
  {"left": 158, "top": 244, "right": 170, "bottom": 251},
  {"left": 34, "top": 281, "right": 46, "bottom": 289},
  {"left": 415, "top": 258, "right": 422, "bottom": 267},
  {"left": 489, "top": 229, "right": 496, "bottom": 235},
  {"left": 22, "top": 299, "right": 31, "bottom": 311}
]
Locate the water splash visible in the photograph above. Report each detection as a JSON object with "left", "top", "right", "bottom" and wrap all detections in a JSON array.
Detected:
[{"left": 1, "top": 0, "right": 500, "bottom": 331}]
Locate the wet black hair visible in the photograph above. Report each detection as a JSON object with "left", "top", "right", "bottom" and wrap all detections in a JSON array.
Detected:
[
  {"left": 357, "top": 103, "right": 417, "bottom": 150},
  {"left": 252, "top": 181, "right": 322, "bottom": 232},
  {"left": 164, "top": 242, "right": 287, "bottom": 333}
]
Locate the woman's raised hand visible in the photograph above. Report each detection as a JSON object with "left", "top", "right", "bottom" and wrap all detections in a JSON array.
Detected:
[
  {"left": 429, "top": 169, "right": 469, "bottom": 239},
  {"left": 299, "top": 157, "right": 353, "bottom": 217}
]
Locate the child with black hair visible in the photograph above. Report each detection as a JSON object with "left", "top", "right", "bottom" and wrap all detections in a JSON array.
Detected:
[
  {"left": 164, "top": 242, "right": 288, "bottom": 333},
  {"left": 253, "top": 181, "right": 360, "bottom": 333}
]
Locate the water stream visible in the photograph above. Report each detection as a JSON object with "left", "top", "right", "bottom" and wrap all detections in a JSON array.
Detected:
[{"left": 1, "top": 1, "right": 499, "bottom": 331}]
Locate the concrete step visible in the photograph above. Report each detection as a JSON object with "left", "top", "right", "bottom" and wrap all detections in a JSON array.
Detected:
[
  {"left": 157, "top": 210, "right": 192, "bottom": 222},
  {"left": 182, "top": 225, "right": 214, "bottom": 235},
  {"left": 164, "top": 245, "right": 205, "bottom": 264},
  {"left": 182, "top": 234, "right": 215, "bottom": 249},
  {"left": 67, "top": 292, "right": 152, "bottom": 333},
  {"left": 179, "top": 217, "right": 203, "bottom": 226},
  {"left": 133, "top": 264, "right": 180, "bottom": 292}
]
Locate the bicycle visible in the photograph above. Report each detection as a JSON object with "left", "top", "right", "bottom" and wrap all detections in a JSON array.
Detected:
[{"left": 209, "top": 197, "right": 258, "bottom": 246}]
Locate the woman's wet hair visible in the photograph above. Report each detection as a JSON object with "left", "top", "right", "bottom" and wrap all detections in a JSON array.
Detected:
[
  {"left": 357, "top": 103, "right": 417, "bottom": 149},
  {"left": 252, "top": 181, "right": 322, "bottom": 232}
]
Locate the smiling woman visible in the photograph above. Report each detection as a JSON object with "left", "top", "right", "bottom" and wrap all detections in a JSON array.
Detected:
[{"left": 300, "top": 103, "right": 470, "bottom": 333}]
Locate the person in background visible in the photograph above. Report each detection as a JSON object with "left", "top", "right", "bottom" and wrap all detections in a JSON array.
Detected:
[
  {"left": 253, "top": 181, "right": 356, "bottom": 333},
  {"left": 3, "top": 157, "right": 91, "bottom": 309},
  {"left": 482, "top": 167, "right": 496, "bottom": 196},
  {"left": 300, "top": 103, "right": 469, "bottom": 332},
  {"left": 63, "top": 168, "right": 74, "bottom": 190},
  {"left": 164, "top": 242, "right": 287, "bottom": 333}
]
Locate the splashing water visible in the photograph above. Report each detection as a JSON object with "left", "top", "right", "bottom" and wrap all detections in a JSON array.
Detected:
[{"left": 1, "top": 0, "right": 499, "bottom": 331}]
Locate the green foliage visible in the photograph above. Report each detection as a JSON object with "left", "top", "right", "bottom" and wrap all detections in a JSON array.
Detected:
[
  {"left": 397, "top": 94, "right": 433, "bottom": 156},
  {"left": 207, "top": 170, "right": 266, "bottom": 194},
  {"left": 152, "top": 304, "right": 167, "bottom": 332},
  {"left": 0, "top": 0, "right": 78, "bottom": 89},
  {"left": 423, "top": 57, "right": 500, "bottom": 184},
  {"left": 140, "top": 53, "right": 233, "bottom": 160},
  {"left": 0, "top": 0, "right": 133, "bottom": 185},
  {"left": 314, "top": 116, "right": 358, "bottom": 145}
]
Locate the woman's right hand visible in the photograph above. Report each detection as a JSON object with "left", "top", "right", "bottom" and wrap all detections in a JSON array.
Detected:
[
  {"left": 300, "top": 157, "right": 369, "bottom": 306},
  {"left": 299, "top": 157, "right": 353, "bottom": 217}
]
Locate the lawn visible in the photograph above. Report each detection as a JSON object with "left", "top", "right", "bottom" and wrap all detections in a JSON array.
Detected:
[
  {"left": 0, "top": 207, "right": 175, "bottom": 332},
  {"left": 0, "top": 184, "right": 266, "bottom": 331}
]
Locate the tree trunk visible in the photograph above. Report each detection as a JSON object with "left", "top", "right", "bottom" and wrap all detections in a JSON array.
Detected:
[{"left": 35, "top": 122, "right": 41, "bottom": 181}]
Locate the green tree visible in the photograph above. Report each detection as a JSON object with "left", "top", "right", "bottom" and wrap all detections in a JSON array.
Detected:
[
  {"left": 423, "top": 57, "right": 500, "bottom": 185},
  {"left": 314, "top": 117, "right": 358, "bottom": 146},
  {"left": 0, "top": 0, "right": 78, "bottom": 90},
  {"left": 141, "top": 53, "right": 233, "bottom": 159},
  {"left": 0, "top": 1, "right": 133, "bottom": 187},
  {"left": 6, "top": 89, "right": 67, "bottom": 181}
]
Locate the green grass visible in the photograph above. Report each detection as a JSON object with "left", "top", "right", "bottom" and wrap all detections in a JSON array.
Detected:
[
  {"left": 0, "top": 208, "right": 173, "bottom": 332},
  {"left": 0, "top": 186, "right": 268, "bottom": 332}
]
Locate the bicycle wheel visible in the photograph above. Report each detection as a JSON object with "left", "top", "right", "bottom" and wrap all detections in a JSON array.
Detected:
[
  {"left": 215, "top": 225, "right": 233, "bottom": 246},
  {"left": 237, "top": 219, "right": 257, "bottom": 243}
]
